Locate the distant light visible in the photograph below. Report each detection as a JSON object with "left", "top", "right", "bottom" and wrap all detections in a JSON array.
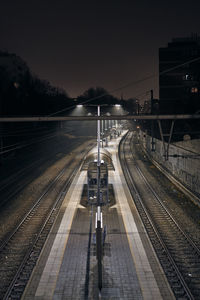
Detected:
[
  {"left": 136, "top": 126, "right": 140, "bottom": 129},
  {"left": 191, "top": 87, "right": 198, "bottom": 93},
  {"left": 76, "top": 104, "right": 83, "bottom": 107},
  {"left": 14, "top": 82, "right": 19, "bottom": 88},
  {"left": 115, "top": 104, "right": 121, "bottom": 107}
]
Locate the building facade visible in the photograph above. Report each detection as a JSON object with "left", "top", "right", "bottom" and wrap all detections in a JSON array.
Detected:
[{"left": 159, "top": 36, "right": 200, "bottom": 114}]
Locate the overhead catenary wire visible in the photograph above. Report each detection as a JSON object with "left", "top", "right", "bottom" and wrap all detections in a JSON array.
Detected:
[
  {"left": 0, "top": 123, "right": 50, "bottom": 136},
  {"left": 0, "top": 131, "right": 60, "bottom": 155},
  {"left": 47, "top": 56, "right": 200, "bottom": 117},
  {"left": 2, "top": 57, "right": 199, "bottom": 155}
]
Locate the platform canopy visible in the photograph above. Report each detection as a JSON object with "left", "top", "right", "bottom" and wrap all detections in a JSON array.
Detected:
[{"left": 82, "top": 147, "right": 114, "bottom": 170}]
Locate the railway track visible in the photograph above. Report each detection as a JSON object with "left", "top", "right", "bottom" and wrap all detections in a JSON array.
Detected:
[
  {"left": 119, "top": 131, "right": 200, "bottom": 300},
  {"left": 0, "top": 144, "right": 93, "bottom": 300},
  {"left": 0, "top": 138, "right": 81, "bottom": 209}
]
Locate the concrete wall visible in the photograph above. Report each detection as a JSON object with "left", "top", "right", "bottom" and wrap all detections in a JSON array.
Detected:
[{"left": 138, "top": 131, "right": 200, "bottom": 197}]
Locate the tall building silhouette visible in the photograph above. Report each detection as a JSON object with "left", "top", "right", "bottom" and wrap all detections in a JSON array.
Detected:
[{"left": 159, "top": 35, "right": 200, "bottom": 114}]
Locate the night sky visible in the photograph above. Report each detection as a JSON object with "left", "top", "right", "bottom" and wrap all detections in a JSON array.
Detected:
[{"left": 1, "top": 0, "right": 200, "bottom": 101}]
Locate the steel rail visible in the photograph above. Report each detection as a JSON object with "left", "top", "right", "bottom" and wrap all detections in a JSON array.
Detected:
[
  {"left": 0, "top": 143, "right": 94, "bottom": 299},
  {"left": 0, "top": 164, "right": 67, "bottom": 252},
  {"left": 135, "top": 163, "right": 200, "bottom": 256},
  {"left": 119, "top": 132, "right": 195, "bottom": 299},
  {"left": 3, "top": 163, "right": 80, "bottom": 300}
]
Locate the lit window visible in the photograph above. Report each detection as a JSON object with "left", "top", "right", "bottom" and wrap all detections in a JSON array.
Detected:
[
  {"left": 13, "top": 82, "right": 19, "bottom": 88},
  {"left": 191, "top": 87, "right": 198, "bottom": 93},
  {"left": 184, "top": 74, "right": 193, "bottom": 81}
]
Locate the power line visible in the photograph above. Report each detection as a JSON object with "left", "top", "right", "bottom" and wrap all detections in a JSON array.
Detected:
[
  {"left": 111, "top": 56, "right": 200, "bottom": 94},
  {"left": 48, "top": 56, "right": 200, "bottom": 117}
]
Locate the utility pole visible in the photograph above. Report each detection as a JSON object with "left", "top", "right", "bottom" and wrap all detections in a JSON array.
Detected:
[
  {"left": 101, "top": 119, "right": 104, "bottom": 148},
  {"left": 150, "top": 90, "right": 155, "bottom": 151},
  {"left": 104, "top": 119, "right": 108, "bottom": 147}
]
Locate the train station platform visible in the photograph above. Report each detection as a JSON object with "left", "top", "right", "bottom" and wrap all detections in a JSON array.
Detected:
[{"left": 22, "top": 132, "right": 174, "bottom": 300}]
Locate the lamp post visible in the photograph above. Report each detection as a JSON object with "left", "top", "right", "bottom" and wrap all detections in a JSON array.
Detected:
[{"left": 96, "top": 105, "right": 102, "bottom": 290}]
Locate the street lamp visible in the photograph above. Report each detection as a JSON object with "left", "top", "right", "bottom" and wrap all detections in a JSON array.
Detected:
[{"left": 96, "top": 105, "right": 103, "bottom": 290}]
